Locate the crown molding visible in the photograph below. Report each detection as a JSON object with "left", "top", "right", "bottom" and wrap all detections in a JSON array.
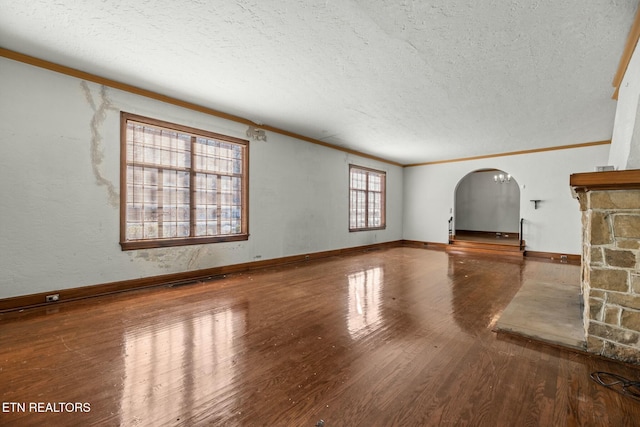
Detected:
[{"left": 404, "top": 140, "right": 611, "bottom": 168}]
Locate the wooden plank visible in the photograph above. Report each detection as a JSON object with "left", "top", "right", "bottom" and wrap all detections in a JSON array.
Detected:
[{"left": 570, "top": 169, "right": 640, "bottom": 191}]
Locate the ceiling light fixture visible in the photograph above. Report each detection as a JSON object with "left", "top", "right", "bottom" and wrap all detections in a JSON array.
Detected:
[
  {"left": 494, "top": 173, "right": 511, "bottom": 183},
  {"left": 246, "top": 126, "right": 267, "bottom": 141}
]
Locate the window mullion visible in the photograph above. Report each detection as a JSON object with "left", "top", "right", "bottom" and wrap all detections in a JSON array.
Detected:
[
  {"left": 216, "top": 175, "right": 222, "bottom": 235},
  {"left": 189, "top": 136, "right": 197, "bottom": 238},
  {"left": 364, "top": 171, "right": 370, "bottom": 228},
  {"left": 158, "top": 169, "right": 164, "bottom": 238}
]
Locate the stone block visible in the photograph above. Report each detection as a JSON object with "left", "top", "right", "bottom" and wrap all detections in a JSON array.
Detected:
[
  {"left": 590, "top": 212, "right": 612, "bottom": 245},
  {"left": 604, "top": 305, "right": 621, "bottom": 325},
  {"left": 589, "top": 268, "right": 629, "bottom": 292},
  {"left": 589, "top": 298, "right": 603, "bottom": 321},
  {"left": 589, "top": 289, "right": 606, "bottom": 300},
  {"left": 618, "top": 239, "right": 640, "bottom": 250},
  {"left": 621, "top": 310, "right": 640, "bottom": 332},
  {"left": 608, "top": 293, "right": 640, "bottom": 310},
  {"left": 633, "top": 275, "right": 640, "bottom": 294},
  {"left": 577, "top": 194, "right": 588, "bottom": 212},
  {"left": 613, "top": 215, "right": 640, "bottom": 239},
  {"left": 602, "top": 341, "right": 640, "bottom": 364},
  {"left": 588, "top": 322, "right": 608, "bottom": 339},
  {"left": 590, "top": 190, "right": 640, "bottom": 210},
  {"left": 586, "top": 335, "right": 605, "bottom": 353},
  {"left": 588, "top": 322, "right": 639, "bottom": 345},
  {"left": 591, "top": 247, "right": 604, "bottom": 264},
  {"left": 604, "top": 248, "right": 637, "bottom": 268}
]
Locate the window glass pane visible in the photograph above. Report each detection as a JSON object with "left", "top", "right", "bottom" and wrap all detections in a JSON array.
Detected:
[
  {"left": 177, "top": 222, "right": 190, "bottom": 237},
  {"left": 233, "top": 146, "right": 243, "bottom": 174},
  {"left": 161, "top": 223, "right": 178, "bottom": 238},
  {"left": 177, "top": 206, "right": 189, "bottom": 221},
  {"left": 195, "top": 222, "right": 206, "bottom": 237},
  {"left": 143, "top": 222, "right": 158, "bottom": 239},
  {"left": 207, "top": 222, "right": 217, "bottom": 236},
  {"left": 127, "top": 223, "right": 143, "bottom": 240}
]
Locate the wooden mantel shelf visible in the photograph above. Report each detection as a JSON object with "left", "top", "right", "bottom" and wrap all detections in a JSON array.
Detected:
[{"left": 570, "top": 169, "right": 640, "bottom": 192}]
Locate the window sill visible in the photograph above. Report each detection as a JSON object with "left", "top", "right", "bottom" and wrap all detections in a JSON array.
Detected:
[
  {"left": 349, "top": 227, "right": 386, "bottom": 232},
  {"left": 120, "top": 234, "right": 249, "bottom": 251}
]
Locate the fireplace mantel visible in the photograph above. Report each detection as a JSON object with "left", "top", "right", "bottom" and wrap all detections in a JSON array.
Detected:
[{"left": 570, "top": 169, "right": 640, "bottom": 192}]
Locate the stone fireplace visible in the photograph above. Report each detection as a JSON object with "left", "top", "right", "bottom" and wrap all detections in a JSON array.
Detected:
[{"left": 571, "top": 169, "right": 640, "bottom": 364}]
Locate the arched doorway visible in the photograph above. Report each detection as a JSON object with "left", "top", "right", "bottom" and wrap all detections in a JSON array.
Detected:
[{"left": 453, "top": 168, "right": 520, "bottom": 243}]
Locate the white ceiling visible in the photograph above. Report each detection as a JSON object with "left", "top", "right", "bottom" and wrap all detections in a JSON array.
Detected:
[{"left": 0, "top": 1, "right": 637, "bottom": 165}]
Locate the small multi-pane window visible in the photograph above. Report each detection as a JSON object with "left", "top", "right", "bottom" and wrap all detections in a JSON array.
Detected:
[
  {"left": 349, "top": 165, "right": 386, "bottom": 231},
  {"left": 120, "top": 112, "right": 249, "bottom": 250}
]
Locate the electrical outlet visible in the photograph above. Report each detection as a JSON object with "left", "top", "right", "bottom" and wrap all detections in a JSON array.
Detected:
[{"left": 45, "top": 294, "right": 59, "bottom": 302}]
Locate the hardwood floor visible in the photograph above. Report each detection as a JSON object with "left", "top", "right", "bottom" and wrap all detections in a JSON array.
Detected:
[{"left": 1, "top": 247, "right": 639, "bottom": 426}]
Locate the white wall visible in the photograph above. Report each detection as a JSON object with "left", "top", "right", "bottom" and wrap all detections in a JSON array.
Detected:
[
  {"left": 454, "top": 170, "right": 520, "bottom": 233},
  {"left": 609, "top": 40, "right": 640, "bottom": 170},
  {"left": 403, "top": 144, "right": 610, "bottom": 254},
  {"left": 0, "top": 58, "right": 403, "bottom": 299}
]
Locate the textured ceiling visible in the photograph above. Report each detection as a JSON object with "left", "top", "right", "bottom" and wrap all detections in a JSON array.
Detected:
[{"left": 0, "top": 1, "right": 637, "bottom": 164}]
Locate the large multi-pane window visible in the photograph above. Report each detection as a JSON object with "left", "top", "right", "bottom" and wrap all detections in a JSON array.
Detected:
[
  {"left": 120, "top": 112, "right": 248, "bottom": 250},
  {"left": 349, "top": 165, "right": 386, "bottom": 231}
]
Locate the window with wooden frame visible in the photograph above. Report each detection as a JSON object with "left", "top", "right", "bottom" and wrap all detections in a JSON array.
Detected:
[
  {"left": 120, "top": 112, "right": 249, "bottom": 250},
  {"left": 349, "top": 165, "right": 386, "bottom": 231}
]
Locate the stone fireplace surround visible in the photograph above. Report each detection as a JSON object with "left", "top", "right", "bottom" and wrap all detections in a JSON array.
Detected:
[{"left": 571, "top": 169, "right": 640, "bottom": 364}]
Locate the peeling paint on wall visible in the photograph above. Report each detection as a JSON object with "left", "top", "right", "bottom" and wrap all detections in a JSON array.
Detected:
[
  {"left": 130, "top": 248, "right": 176, "bottom": 270},
  {"left": 80, "top": 81, "right": 119, "bottom": 208},
  {"left": 128, "top": 245, "right": 208, "bottom": 271}
]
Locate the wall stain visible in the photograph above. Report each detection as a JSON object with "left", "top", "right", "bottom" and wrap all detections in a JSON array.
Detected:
[
  {"left": 81, "top": 81, "right": 119, "bottom": 208},
  {"left": 187, "top": 246, "right": 207, "bottom": 270},
  {"left": 130, "top": 246, "right": 206, "bottom": 270},
  {"left": 130, "top": 248, "right": 173, "bottom": 269}
]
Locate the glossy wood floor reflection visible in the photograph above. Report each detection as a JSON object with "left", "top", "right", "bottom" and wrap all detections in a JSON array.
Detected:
[{"left": 2, "top": 248, "right": 640, "bottom": 426}]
